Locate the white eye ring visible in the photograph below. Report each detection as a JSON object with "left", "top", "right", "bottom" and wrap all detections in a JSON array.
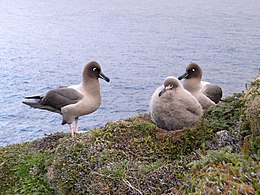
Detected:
[
  {"left": 93, "top": 67, "right": 97, "bottom": 71},
  {"left": 169, "top": 84, "right": 173, "bottom": 88}
]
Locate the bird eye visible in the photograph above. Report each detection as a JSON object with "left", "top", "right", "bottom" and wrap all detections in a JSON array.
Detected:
[
  {"left": 169, "top": 84, "right": 173, "bottom": 88},
  {"left": 191, "top": 68, "right": 196, "bottom": 72},
  {"left": 93, "top": 67, "right": 97, "bottom": 71}
]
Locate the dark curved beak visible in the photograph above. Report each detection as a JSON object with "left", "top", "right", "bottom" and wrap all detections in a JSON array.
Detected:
[
  {"left": 99, "top": 72, "right": 110, "bottom": 82},
  {"left": 158, "top": 88, "right": 166, "bottom": 97},
  {"left": 178, "top": 72, "right": 188, "bottom": 80}
]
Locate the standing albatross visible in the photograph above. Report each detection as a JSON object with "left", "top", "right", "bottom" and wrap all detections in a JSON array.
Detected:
[{"left": 22, "top": 61, "right": 110, "bottom": 136}]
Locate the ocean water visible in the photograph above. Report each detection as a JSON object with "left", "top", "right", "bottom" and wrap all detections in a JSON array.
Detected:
[{"left": 0, "top": 0, "right": 259, "bottom": 146}]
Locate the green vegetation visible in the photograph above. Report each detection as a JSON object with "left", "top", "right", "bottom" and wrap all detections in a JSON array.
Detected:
[{"left": 0, "top": 74, "right": 259, "bottom": 194}]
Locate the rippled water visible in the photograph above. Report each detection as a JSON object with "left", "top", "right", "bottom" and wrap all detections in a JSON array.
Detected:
[{"left": 0, "top": 0, "right": 259, "bottom": 146}]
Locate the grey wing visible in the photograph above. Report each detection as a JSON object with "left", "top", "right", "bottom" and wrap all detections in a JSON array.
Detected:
[
  {"left": 42, "top": 88, "right": 84, "bottom": 110},
  {"left": 186, "top": 106, "right": 202, "bottom": 117},
  {"left": 202, "top": 84, "right": 223, "bottom": 104},
  {"left": 180, "top": 93, "right": 203, "bottom": 117}
]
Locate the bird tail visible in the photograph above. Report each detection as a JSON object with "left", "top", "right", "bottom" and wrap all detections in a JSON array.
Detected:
[
  {"left": 24, "top": 95, "right": 42, "bottom": 99},
  {"left": 23, "top": 95, "right": 43, "bottom": 109},
  {"left": 22, "top": 100, "right": 43, "bottom": 109},
  {"left": 22, "top": 100, "right": 61, "bottom": 114}
]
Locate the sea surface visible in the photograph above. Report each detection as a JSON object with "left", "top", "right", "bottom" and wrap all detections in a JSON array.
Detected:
[{"left": 0, "top": 0, "right": 259, "bottom": 146}]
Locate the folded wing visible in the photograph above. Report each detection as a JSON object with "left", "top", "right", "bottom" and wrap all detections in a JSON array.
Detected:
[
  {"left": 202, "top": 84, "right": 223, "bottom": 104},
  {"left": 23, "top": 88, "right": 84, "bottom": 113}
]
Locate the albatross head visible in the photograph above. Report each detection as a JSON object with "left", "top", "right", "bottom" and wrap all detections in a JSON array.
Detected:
[
  {"left": 159, "top": 76, "right": 181, "bottom": 97},
  {"left": 178, "top": 63, "right": 203, "bottom": 81},
  {"left": 83, "top": 61, "right": 110, "bottom": 82}
]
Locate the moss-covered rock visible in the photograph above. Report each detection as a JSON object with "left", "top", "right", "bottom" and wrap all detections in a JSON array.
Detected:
[
  {"left": 0, "top": 75, "right": 259, "bottom": 194},
  {"left": 243, "top": 73, "right": 260, "bottom": 135},
  {"left": 185, "top": 146, "right": 259, "bottom": 194},
  {"left": 240, "top": 73, "right": 260, "bottom": 161}
]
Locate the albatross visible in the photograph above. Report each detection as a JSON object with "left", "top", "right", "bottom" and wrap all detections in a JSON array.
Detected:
[
  {"left": 22, "top": 61, "right": 110, "bottom": 136},
  {"left": 150, "top": 76, "right": 203, "bottom": 131},
  {"left": 178, "top": 63, "right": 223, "bottom": 109}
]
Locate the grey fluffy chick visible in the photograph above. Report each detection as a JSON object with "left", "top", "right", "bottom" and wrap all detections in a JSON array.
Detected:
[{"left": 150, "top": 76, "right": 203, "bottom": 131}]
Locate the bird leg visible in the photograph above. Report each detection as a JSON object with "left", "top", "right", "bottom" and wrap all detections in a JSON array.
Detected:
[
  {"left": 74, "top": 118, "right": 79, "bottom": 134},
  {"left": 69, "top": 124, "right": 74, "bottom": 137}
]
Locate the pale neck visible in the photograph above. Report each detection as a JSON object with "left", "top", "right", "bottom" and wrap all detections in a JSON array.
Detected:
[
  {"left": 81, "top": 78, "right": 101, "bottom": 97},
  {"left": 183, "top": 79, "right": 202, "bottom": 91}
]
